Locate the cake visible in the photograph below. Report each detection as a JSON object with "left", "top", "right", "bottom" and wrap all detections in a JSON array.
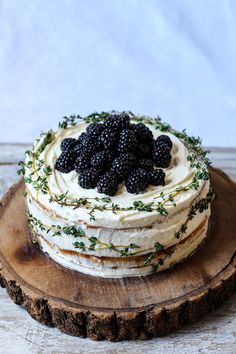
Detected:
[{"left": 18, "top": 112, "right": 214, "bottom": 278}]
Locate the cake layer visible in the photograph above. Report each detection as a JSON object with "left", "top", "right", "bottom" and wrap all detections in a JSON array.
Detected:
[
  {"left": 27, "top": 180, "right": 210, "bottom": 257},
  {"left": 37, "top": 214, "right": 209, "bottom": 278}
]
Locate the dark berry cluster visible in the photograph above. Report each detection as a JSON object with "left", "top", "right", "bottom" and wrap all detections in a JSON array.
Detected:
[{"left": 55, "top": 113, "right": 173, "bottom": 196}]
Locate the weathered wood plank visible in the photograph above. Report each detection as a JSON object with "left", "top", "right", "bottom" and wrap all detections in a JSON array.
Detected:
[
  {"left": 0, "top": 165, "right": 20, "bottom": 197},
  {"left": 0, "top": 144, "right": 31, "bottom": 164},
  {"left": 0, "top": 290, "right": 235, "bottom": 354},
  {"left": 208, "top": 147, "right": 236, "bottom": 153}
]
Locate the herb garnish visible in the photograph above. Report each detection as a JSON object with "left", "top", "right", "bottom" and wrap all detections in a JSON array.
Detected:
[
  {"left": 19, "top": 111, "right": 215, "bottom": 272},
  {"left": 27, "top": 209, "right": 141, "bottom": 256}
]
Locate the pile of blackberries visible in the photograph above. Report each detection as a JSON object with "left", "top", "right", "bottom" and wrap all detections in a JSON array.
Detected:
[{"left": 55, "top": 113, "right": 172, "bottom": 196}]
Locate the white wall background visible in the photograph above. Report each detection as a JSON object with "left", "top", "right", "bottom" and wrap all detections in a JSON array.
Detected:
[{"left": 0, "top": 0, "right": 236, "bottom": 146}]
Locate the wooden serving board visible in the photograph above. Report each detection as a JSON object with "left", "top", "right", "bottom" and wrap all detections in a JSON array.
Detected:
[{"left": 0, "top": 167, "right": 235, "bottom": 341}]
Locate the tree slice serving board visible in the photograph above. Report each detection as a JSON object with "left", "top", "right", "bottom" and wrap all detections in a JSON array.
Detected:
[{"left": 0, "top": 167, "right": 235, "bottom": 341}]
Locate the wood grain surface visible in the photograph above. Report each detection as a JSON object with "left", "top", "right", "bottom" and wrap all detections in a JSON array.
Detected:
[{"left": 0, "top": 144, "right": 235, "bottom": 353}]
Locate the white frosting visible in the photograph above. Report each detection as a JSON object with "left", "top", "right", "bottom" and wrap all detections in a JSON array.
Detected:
[
  {"left": 25, "top": 118, "right": 212, "bottom": 277},
  {"left": 38, "top": 214, "right": 209, "bottom": 278},
  {"left": 27, "top": 186, "right": 209, "bottom": 257}
]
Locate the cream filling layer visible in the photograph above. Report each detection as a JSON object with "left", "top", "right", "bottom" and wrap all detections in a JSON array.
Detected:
[
  {"left": 28, "top": 179, "right": 209, "bottom": 257},
  {"left": 37, "top": 216, "right": 209, "bottom": 278}
]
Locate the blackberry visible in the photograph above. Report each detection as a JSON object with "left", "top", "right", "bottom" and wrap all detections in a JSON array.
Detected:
[
  {"left": 117, "top": 129, "right": 137, "bottom": 154},
  {"left": 55, "top": 150, "right": 76, "bottom": 173},
  {"left": 60, "top": 138, "right": 78, "bottom": 152},
  {"left": 153, "top": 143, "right": 172, "bottom": 168},
  {"left": 73, "top": 143, "right": 84, "bottom": 156},
  {"left": 111, "top": 156, "right": 135, "bottom": 180},
  {"left": 104, "top": 113, "right": 130, "bottom": 131},
  {"left": 136, "top": 143, "right": 151, "bottom": 159},
  {"left": 156, "top": 135, "right": 173, "bottom": 150},
  {"left": 150, "top": 169, "right": 165, "bottom": 186},
  {"left": 78, "top": 132, "right": 87, "bottom": 145},
  {"left": 125, "top": 168, "right": 150, "bottom": 194},
  {"left": 74, "top": 154, "right": 91, "bottom": 173},
  {"left": 86, "top": 122, "right": 103, "bottom": 138},
  {"left": 138, "top": 159, "right": 154, "bottom": 171},
  {"left": 82, "top": 135, "right": 99, "bottom": 155},
  {"left": 106, "top": 150, "right": 116, "bottom": 164},
  {"left": 132, "top": 123, "right": 153, "bottom": 144},
  {"left": 78, "top": 169, "right": 99, "bottom": 189},
  {"left": 119, "top": 153, "right": 137, "bottom": 167},
  {"left": 97, "top": 171, "right": 119, "bottom": 196},
  {"left": 90, "top": 151, "right": 109, "bottom": 171},
  {"left": 99, "top": 128, "right": 117, "bottom": 149}
]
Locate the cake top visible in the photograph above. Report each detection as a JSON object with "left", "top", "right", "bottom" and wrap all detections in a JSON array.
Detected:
[
  {"left": 19, "top": 112, "right": 213, "bottom": 228},
  {"left": 54, "top": 113, "right": 171, "bottom": 196}
]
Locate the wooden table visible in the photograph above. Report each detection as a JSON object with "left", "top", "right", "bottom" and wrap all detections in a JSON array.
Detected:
[{"left": 0, "top": 144, "right": 235, "bottom": 354}]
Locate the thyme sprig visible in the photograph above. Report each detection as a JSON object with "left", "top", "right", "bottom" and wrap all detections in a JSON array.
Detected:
[
  {"left": 18, "top": 131, "right": 54, "bottom": 194},
  {"left": 58, "top": 115, "right": 83, "bottom": 129},
  {"left": 148, "top": 187, "right": 215, "bottom": 272},
  {"left": 84, "top": 111, "right": 110, "bottom": 123},
  {"left": 27, "top": 210, "right": 141, "bottom": 256}
]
